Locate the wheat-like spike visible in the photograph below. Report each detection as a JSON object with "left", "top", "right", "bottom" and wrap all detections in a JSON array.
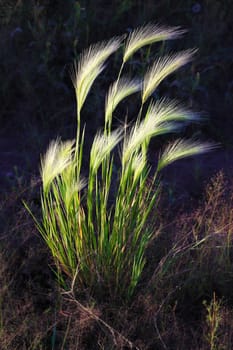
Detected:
[
  {"left": 142, "top": 49, "right": 196, "bottom": 104},
  {"left": 123, "top": 119, "right": 154, "bottom": 163},
  {"left": 123, "top": 23, "right": 185, "bottom": 63},
  {"left": 72, "top": 62, "right": 105, "bottom": 113},
  {"left": 64, "top": 177, "right": 87, "bottom": 209},
  {"left": 41, "top": 139, "right": 75, "bottom": 193},
  {"left": 122, "top": 113, "right": 178, "bottom": 164},
  {"left": 131, "top": 152, "right": 147, "bottom": 182},
  {"left": 71, "top": 37, "right": 122, "bottom": 111},
  {"left": 145, "top": 98, "right": 199, "bottom": 125},
  {"left": 157, "top": 139, "right": 217, "bottom": 171},
  {"left": 90, "top": 129, "right": 123, "bottom": 172},
  {"left": 105, "top": 77, "right": 141, "bottom": 124}
]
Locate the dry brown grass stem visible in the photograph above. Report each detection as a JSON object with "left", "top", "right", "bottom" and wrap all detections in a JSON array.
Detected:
[{"left": 62, "top": 279, "right": 139, "bottom": 349}]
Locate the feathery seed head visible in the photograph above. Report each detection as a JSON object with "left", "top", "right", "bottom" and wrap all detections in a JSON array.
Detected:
[
  {"left": 71, "top": 62, "right": 105, "bottom": 112},
  {"left": 145, "top": 98, "right": 199, "bottom": 125},
  {"left": 123, "top": 24, "right": 186, "bottom": 62},
  {"left": 123, "top": 110, "right": 181, "bottom": 164},
  {"left": 41, "top": 139, "right": 75, "bottom": 193},
  {"left": 122, "top": 113, "right": 160, "bottom": 163},
  {"left": 142, "top": 49, "right": 196, "bottom": 104},
  {"left": 64, "top": 177, "right": 87, "bottom": 208},
  {"left": 71, "top": 37, "right": 122, "bottom": 111},
  {"left": 105, "top": 77, "right": 141, "bottom": 124},
  {"left": 157, "top": 139, "right": 217, "bottom": 171},
  {"left": 131, "top": 152, "right": 147, "bottom": 182},
  {"left": 90, "top": 129, "right": 123, "bottom": 172}
]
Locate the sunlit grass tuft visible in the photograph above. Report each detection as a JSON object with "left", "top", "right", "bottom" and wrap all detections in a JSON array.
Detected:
[{"left": 27, "top": 23, "right": 217, "bottom": 300}]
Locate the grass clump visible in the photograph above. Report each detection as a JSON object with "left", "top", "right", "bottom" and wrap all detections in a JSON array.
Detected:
[{"left": 26, "top": 23, "right": 216, "bottom": 300}]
